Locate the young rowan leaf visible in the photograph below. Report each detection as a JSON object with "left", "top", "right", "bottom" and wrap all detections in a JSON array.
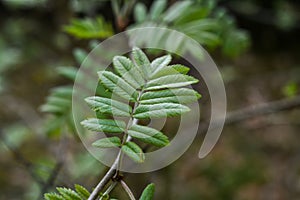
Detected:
[
  {"left": 44, "top": 193, "right": 64, "bottom": 200},
  {"left": 81, "top": 118, "right": 126, "bottom": 133},
  {"left": 150, "top": 64, "right": 190, "bottom": 79},
  {"left": 145, "top": 74, "right": 198, "bottom": 90},
  {"left": 163, "top": 1, "right": 192, "bottom": 23},
  {"left": 132, "top": 47, "right": 151, "bottom": 79},
  {"left": 134, "top": 3, "right": 147, "bottom": 23},
  {"left": 57, "top": 66, "right": 78, "bottom": 81},
  {"left": 56, "top": 187, "right": 82, "bottom": 200},
  {"left": 133, "top": 103, "right": 190, "bottom": 119},
  {"left": 98, "top": 71, "right": 139, "bottom": 101},
  {"left": 150, "top": 54, "right": 172, "bottom": 74},
  {"left": 128, "top": 124, "right": 169, "bottom": 147},
  {"left": 139, "top": 183, "right": 155, "bottom": 200},
  {"left": 85, "top": 96, "right": 132, "bottom": 117},
  {"left": 113, "top": 56, "right": 145, "bottom": 88},
  {"left": 75, "top": 184, "right": 90, "bottom": 199},
  {"left": 140, "top": 88, "right": 201, "bottom": 105},
  {"left": 122, "top": 142, "right": 145, "bottom": 163},
  {"left": 92, "top": 137, "right": 121, "bottom": 148},
  {"left": 150, "top": 0, "right": 167, "bottom": 20}
]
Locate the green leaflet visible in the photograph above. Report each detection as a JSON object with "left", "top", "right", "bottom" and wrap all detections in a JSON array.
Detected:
[
  {"left": 51, "top": 86, "right": 73, "bottom": 98},
  {"left": 57, "top": 66, "right": 77, "bottom": 81},
  {"left": 150, "top": 54, "right": 172, "bottom": 74},
  {"left": 73, "top": 48, "right": 88, "bottom": 63},
  {"left": 150, "top": 0, "right": 167, "bottom": 20},
  {"left": 46, "top": 96, "right": 71, "bottom": 108},
  {"left": 122, "top": 141, "right": 145, "bottom": 163},
  {"left": 139, "top": 183, "right": 155, "bottom": 200},
  {"left": 145, "top": 74, "right": 198, "bottom": 90},
  {"left": 44, "top": 193, "right": 64, "bottom": 200},
  {"left": 113, "top": 56, "right": 145, "bottom": 88},
  {"left": 85, "top": 96, "right": 132, "bottom": 117},
  {"left": 163, "top": 1, "right": 192, "bottom": 23},
  {"left": 132, "top": 47, "right": 151, "bottom": 79},
  {"left": 44, "top": 185, "right": 90, "bottom": 200},
  {"left": 134, "top": 3, "right": 147, "bottom": 23},
  {"left": 75, "top": 184, "right": 90, "bottom": 199},
  {"left": 41, "top": 86, "right": 72, "bottom": 115},
  {"left": 150, "top": 64, "right": 190, "bottom": 79},
  {"left": 133, "top": 103, "right": 190, "bottom": 119},
  {"left": 140, "top": 88, "right": 201, "bottom": 105},
  {"left": 98, "top": 71, "right": 139, "bottom": 101},
  {"left": 128, "top": 124, "right": 169, "bottom": 147},
  {"left": 92, "top": 137, "right": 121, "bottom": 148},
  {"left": 81, "top": 118, "right": 126, "bottom": 133},
  {"left": 57, "top": 187, "right": 82, "bottom": 200}
]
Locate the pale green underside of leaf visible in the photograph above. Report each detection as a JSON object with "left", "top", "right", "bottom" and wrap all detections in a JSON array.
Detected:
[
  {"left": 139, "top": 183, "right": 155, "bottom": 200},
  {"left": 81, "top": 118, "right": 126, "bottom": 133},
  {"left": 122, "top": 141, "right": 145, "bottom": 163},
  {"left": 92, "top": 136, "right": 121, "bottom": 148},
  {"left": 98, "top": 71, "right": 139, "bottom": 101},
  {"left": 133, "top": 103, "right": 190, "bottom": 119},
  {"left": 150, "top": 54, "right": 172, "bottom": 74},
  {"left": 132, "top": 47, "right": 151, "bottom": 79},
  {"left": 140, "top": 88, "right": 201, "bottom": 105},
  {"left": 150, "top": 64, "right": 190, "bottom": 79},
  {"left": 128, "top": 124, "right": 169, "bottom": 147},
  {"left": 145, "top": 74, "right": 199, "bottom": 90},
  {"left": 85, "top": 96, "right": 132, "bottom": 117},
  {"left": 113, "top": 55, "right": 145, "bottom": 89}
]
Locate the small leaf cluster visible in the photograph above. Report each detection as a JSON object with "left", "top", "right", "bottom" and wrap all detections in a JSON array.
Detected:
[
  {"left": 63, "top": 16, "right": 114, "bottom": 39},
  {"left": 133, "top": 0, "right": 249, "bottom": 57},
  {"left": 40, "top": 48, "right": 84, "bottom": 136},
  {"left": 41, "top": 42, "right": 106, "bottom": 136},
  {"left": 44, "top": 183, "right": 155, "bottom": 200},
  {"left": 44, "top": 184, "right": 90, "bottom": 200},
  {"left": 44, "top": 184, "right": 114, "bottom": 200},
  {"left": 81, "top": 47, "right": 201, "bottom": 163}
]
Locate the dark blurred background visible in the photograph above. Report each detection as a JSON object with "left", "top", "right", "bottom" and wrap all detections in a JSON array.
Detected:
[{"left": 0, "top": 0, "right": 300, "bottom": 199}]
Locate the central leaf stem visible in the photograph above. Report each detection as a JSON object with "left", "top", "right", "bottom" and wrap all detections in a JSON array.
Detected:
[{"left": 88, "top": 89, "right": 144, "bottom": 200}]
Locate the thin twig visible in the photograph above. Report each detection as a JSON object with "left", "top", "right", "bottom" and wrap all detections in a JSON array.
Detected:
[
  {"left": 120, "top": 180, "right": 136, "bottom": 200},
  {"left": 100, "top": 181, "right": 118, "bottom": 200},
  {"left": 225, "top": 95, "right": 300, "bottom": 125},
  {"left": 88, "top": 90, "right": 143, "bottom": 200}
]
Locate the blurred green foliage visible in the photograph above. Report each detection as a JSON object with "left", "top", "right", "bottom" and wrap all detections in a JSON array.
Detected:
[{"left": 63, "top": 17, "right": 114, "bottom": 39}]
